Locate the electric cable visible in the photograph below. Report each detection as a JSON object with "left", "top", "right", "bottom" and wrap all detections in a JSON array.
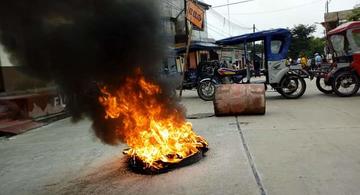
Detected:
[
  {"left": 230, "top": 0, "right": 324, "bottom": 15},
  {"left": 208, "top": 9, "right": 253, "bottom": 30},
  {"left": 208, "top": 28, "right": 229, "bottom": 38},
  {"left": 212, "top": 0, "right": 255, "bottom": 8},
  {"left": 162, "top": 0, "right": 183, "bottom": 11},
  {"left": 207, "top": 23, "right": 231, "bottom": 36}
]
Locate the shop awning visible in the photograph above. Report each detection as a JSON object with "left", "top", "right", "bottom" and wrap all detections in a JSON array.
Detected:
[{"left": 175, "top": 41, "right": 221, "bottom": 53}]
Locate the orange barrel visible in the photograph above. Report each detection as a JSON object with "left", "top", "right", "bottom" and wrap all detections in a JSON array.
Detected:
[{"left": 213, "top": 84, "right": 266, "bottom": 116}]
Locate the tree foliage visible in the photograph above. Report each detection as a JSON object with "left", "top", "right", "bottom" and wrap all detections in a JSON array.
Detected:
[
  {"left": 347, "top": 8, "right": 360, "bottom": 21},
  {"left": 309, "top": 37, "right": 326, "bottom": 56},
  {"left": 288, "top": 24, "right": 325, "bottom": 59}
]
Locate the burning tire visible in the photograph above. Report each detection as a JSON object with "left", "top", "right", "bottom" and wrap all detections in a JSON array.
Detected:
[
  {"left": 278, "top": 74, "right": 306, "bottom": 99},
  {"left": 197, "top": 80, "right": 216, "bottom": 101},
  {"left": 316, "top": 77, "right": 333, "bottom": 94},
  {"left": 332, "top": 71, "right": 359, "bottom": 97},
  {"left": 128, "top": 147, "right": 208, "bottom": 175}
]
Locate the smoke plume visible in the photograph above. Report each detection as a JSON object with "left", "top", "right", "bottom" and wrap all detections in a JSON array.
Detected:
[{"left": 0, "top": 0, "right": 183, "bottom": 145}]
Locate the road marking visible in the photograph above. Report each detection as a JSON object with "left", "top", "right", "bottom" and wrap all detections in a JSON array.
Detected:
[{"left": 236, "top": 116, "right": 267, "bottom": 195}]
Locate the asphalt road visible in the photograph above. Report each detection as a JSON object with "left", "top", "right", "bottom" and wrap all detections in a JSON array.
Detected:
[{"left": 0, "top": 81, "right": 359, "bottom": 195}]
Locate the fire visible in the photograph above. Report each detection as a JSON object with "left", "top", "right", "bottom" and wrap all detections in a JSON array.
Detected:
[{"left": 98, "top": 71, "right": 208, "bottom": 170}]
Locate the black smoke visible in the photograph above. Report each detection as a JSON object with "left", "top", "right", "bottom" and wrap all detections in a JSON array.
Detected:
[{"left": 0, "top": 0, "right": 182, "bottom": 145}]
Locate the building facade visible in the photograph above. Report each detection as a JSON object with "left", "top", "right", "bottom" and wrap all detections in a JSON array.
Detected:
[
  {"left": 323, "top": 9, "right": 354, "bottom": 33},
  {"left": 161, "top": 0, "right": 214, "bottom": 72}
]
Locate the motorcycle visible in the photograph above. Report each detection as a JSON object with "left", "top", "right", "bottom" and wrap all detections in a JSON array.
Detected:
[
  {"left": 181, "top": 61, "right": 219, "bottom": 98},
  {"left": 197, "top": 66, "right": 247, "bottom": 101}
]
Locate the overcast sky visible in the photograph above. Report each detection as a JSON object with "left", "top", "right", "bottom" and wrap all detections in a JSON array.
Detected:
[{"left": 203, "top": 0, "right": 359, "bottom": 40}]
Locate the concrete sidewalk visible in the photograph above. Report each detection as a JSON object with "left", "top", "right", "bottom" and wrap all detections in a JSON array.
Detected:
[{"left": 0, "top": 81, "right": 359, "bottom": 195}]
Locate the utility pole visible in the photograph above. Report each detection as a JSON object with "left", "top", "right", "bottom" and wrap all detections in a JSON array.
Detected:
[
  {"left": 227, "top": 0, "right": 231, "bottom": 35},
  {"left": 252, "top": 24, "right": 256, "bottom": 77},
  {"left": 0, "top": 51, "right": 3, "bottom": 92},
  {"left": 326, "top": 0, "right": 331, "bottom": 13},
  {"left": 184, "top": 0, "right": 189, "bottom": 39},
  {"left": 179, "top": 0, "right": 193, "bottom": 97},
  {"left": 326, "top": 0, "right": 328, "bottom": 13}
]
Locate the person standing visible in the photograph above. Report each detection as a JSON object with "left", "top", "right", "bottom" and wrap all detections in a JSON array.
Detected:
[
  {"left": 300, "top": 55, "right": 308, "bottom": 69},
  {"left": 315, "top": 53, "right": 322, "bottom": 68}
]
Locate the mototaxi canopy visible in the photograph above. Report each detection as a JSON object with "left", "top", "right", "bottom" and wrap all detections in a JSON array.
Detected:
[{"left": 216, "top": 28, "right": 291, "bottom": 61}]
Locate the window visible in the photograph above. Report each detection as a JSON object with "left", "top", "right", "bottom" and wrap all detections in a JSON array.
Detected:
[
  {"left": 330, "top": 35, "right": 345, "bottom": 55},
  {"left": 351, "top": 30, "right": 360, "bottom": 47},
  {"left": 349, "top": 29, "right": 360, "bottom": 52},
  {"left": 271, "top": 40, "right": 282, "bottom": 54}
]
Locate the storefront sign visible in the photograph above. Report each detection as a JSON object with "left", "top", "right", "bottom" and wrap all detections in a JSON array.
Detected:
[{"left": 186, "top": 1, "right": 205, "bottom": 30}]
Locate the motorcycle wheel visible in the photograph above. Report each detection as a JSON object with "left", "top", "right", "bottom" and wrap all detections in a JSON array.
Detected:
[
  {"left": 278, "top": 75, "right": 306, "bottom": 99},
  {"left": 332, "top": 71, "right": 359, "bottom": 97},
  {"left": 197, "top": 80, "right": 216, "bottom": 101},
  {"left": 316, "top": 77, "right": 333, "bottom": 94}
]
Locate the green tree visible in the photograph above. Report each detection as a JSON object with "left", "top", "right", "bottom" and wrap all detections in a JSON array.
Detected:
[
  {"left": 347, "top": 8, "right": 360, "bottom": 21},
  {"left": 288, "top": 24, "right": 316, "bottom": 59},
  {"left": 309, "top": 37, "right": 326, "bottom": 56}
]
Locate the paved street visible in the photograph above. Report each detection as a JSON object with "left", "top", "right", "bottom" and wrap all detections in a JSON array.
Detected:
[{"left": 0, "top": 81, "right": 360, "bottom": 195}]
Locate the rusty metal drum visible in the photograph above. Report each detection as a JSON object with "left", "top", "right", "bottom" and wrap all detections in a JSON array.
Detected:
[{"left": 213, "top": 84, "right": 266, "bottom": 116}]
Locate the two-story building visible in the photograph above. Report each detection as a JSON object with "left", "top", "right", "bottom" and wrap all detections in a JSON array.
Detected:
[{"left": 161, "top": 0, "right": 218, "bottom": 72}]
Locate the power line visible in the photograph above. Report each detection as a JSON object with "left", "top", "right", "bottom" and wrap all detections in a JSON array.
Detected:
[
  {"left": 230, "top": 0, "right": 324, "bottom": 15},
  {"left": 227, "top": 0, "right": 231, "bottom": 34},
  {"left": 207, "top": 23, "right": 230, "bottom": 35},
  {"left": 207, "top": 23, "right": 231, "bottom": 36},
  {"left": 162, "top": 0, "right": 183, "bottom": 11},
  {"left": 209, "top": 9, "right": 247, "bottom": 29},
  {"left": 208, "top": 9, "right": 253, "bottom": 30},
  {"left": 208, "top": 20, "right": 256, "bottom": 39},
  {"left": 208, "top": 26, "right": 230, "bottom": 37},
  {"left": 212, "top": 0, "right": 255, "bottom": 8},
  {"left": 160, "top": 0, "right": 254, "bottom": 38},
  {"left": 208, "top": 8, "right": 254, "bottom": 37}
]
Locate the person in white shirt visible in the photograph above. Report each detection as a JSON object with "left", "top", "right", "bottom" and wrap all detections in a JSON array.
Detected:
[{"left": 315, "top": 53, "right": 322, "bottom": 68}]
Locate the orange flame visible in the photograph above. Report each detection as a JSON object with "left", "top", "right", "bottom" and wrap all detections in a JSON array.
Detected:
[{"left": 98, "top": 72, "right": 208, "bottom": 169}]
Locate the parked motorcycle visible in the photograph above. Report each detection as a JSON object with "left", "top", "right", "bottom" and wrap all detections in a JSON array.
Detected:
[
  {"left": 181, "top": 61, "right": 219, "bottom": 99},
  {"left": 197, "top": 66, "right": 247, "bottom": 101}
]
